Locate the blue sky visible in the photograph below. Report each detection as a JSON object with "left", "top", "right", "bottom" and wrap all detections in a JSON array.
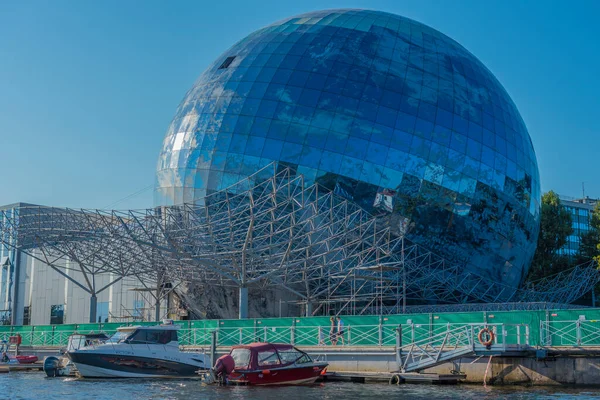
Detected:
[{"left": 0, "top": 0, "right": 598, "bottom": 209}]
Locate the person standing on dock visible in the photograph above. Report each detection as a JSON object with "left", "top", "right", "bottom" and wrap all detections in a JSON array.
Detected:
[
  {"left": 336, "top": 316, "right": 345, "bottom": 345},
  {"left": 329, "top": 316, "right": 338, "bottom": 345}
]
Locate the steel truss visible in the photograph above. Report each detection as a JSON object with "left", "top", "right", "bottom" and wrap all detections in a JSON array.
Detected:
[{"left": 0, "top": 163, "right": 598, "bottom": 318}]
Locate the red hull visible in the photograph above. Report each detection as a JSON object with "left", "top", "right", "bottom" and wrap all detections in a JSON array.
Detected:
[
  {"left": 227, "top": 363, "right": 327, "bottom": 386},
  {"left": 15, "top": 356, "right": 38, "bottom": 364}
]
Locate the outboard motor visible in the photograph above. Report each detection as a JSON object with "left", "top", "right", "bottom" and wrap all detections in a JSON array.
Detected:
[
  {"left": 201, "top": 354, "right": 235, "bottom": 385},
  {"left": 43, "top": 356, "right": 63, "bottom": 377}
]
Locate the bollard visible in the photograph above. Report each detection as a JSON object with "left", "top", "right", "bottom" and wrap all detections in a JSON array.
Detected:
[
  {"left": 210, "top": 330, "right": 217, "bottom": 367},
  {"left": 396, "top": 325, "right": 403, "bottom": 370}
]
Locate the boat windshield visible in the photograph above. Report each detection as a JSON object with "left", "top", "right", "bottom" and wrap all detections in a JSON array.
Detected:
[
  {"left": 257, "top": 350, "right": 281, "bottom": 366},
  {"left": 230, "top": 348, "right": 251, "bottom": 368},
  {"left": 278, "top": 348, "right": 312, "bottom": 364},
  {"left": 126, "top": 329, "right": 177, "bottom": 345},
  {"left": 107, "top": 331, "right": 130, "bottom": 344}
]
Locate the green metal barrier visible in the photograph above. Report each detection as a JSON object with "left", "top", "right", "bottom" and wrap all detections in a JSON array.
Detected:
[
  {"left": 75, "top": 323, "right": 102, "bottom": 334},
  {"left": 256, "top": 318, "right": 294, "bottom": 344},
  {"left": 7, "top": 307, "right": 600, "bottom": 348},
  {"left": 217, "top": 319, "right": 255, "bottom": 346},
  {"left": 294, "top": 316, "right": 330, "bottom": 346}
]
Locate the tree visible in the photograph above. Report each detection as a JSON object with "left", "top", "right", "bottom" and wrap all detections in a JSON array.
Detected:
[
  {"left": 578, "top": 202, "right": 600, "bottom": 265},
  {"left": 527, "top": 191, "right": 573, "bottom": 281}
]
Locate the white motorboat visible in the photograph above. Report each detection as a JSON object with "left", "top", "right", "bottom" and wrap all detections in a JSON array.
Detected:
[
  {"left": 66, "top": 321, "right": 210, "bottom": 378},
  {"left": 44, "top": 333, "right": 109, "bottom": 377}
]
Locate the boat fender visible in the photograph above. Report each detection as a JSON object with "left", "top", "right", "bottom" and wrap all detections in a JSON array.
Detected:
[
  {"left": 477, "top": 328, "right": 495, "bottom": 348},
  {"left": 261, "top": 369, "right": 271, "bottom": 375},
  {"left": 389, "top": 374, "right": 404, "bottom": 385}
]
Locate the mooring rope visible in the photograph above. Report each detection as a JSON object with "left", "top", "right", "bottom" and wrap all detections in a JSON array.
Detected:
[{"left": 483, "top": 355, "right": 493, "bottom": 388}]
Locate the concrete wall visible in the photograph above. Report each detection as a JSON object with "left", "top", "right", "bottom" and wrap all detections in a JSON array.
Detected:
[
  {"left": 302, "top": 347, "right": 600, "bottom": 386},
  {"left": 426, "top": 356, "right": 600, "bottom": 386}
]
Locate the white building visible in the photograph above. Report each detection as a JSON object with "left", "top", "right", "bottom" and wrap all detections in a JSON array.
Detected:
[
  {"left": 558, "top": 196, "right": 598, "bottom": 256},
  {"left": 1, "top": 203, "right": 170, "bottom": 326}
]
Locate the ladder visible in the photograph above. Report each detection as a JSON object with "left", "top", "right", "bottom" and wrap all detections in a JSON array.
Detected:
[{"left": 396, "top": 325, "right": 475, "bottom": 373}]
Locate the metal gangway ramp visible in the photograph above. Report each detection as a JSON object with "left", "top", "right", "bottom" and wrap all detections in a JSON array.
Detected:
[{"left": 395, "top": 323, "right": 530, "bottom": 373}]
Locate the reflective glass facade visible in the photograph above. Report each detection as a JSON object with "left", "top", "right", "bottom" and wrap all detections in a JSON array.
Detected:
[
  {"left": 156, "top": 9, "right": 541, "bottom": 288},
  {"left": 559, "top": 197, "right": 598, "bottom": 256}
]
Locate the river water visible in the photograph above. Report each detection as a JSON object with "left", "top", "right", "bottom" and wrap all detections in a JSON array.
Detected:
[{"left": 2, "top": 373, "right": 600, "bottom": 399}]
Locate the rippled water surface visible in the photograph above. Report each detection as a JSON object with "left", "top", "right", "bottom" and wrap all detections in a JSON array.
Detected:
[{"left": 2, "top": 373, "right": 600, "bottom": 399}]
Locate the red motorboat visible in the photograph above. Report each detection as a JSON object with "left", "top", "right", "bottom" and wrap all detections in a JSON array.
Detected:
[
  {"left": 15, "top": 355, "right": 38, "bottom": 364},
  {"left": 203, "top": 343, "right": 327, "bottom": 386}
]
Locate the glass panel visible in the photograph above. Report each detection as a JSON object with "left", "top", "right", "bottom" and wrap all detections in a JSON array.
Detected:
[{"left": 257, "top": 350, "right": 281, "bottom": 366}]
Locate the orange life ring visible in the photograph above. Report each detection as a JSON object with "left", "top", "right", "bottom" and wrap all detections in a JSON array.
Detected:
[{"left": 478, "top": 327, "right": 495, "bottom": 346}]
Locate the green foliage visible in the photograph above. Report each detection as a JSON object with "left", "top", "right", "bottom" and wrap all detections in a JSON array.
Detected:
[{"left": 527, "top": 191, "right": 573, "bottom": 281}]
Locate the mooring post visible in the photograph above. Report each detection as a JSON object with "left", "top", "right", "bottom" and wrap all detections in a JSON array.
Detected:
[
  {"left": 396, "top": 325, "right": 403, "bottom": 369},
  {"left": 211, "top": 330, "right": 217, "bottom": 367}
]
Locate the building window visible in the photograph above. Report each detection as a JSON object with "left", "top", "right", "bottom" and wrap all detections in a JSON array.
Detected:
[
  {"left": 219, "top": 56, "right": 236, "bottom": 69},
  {"left": 133, "top": 300, "right": 144, "bottom": 319},
  {"left": 96, "top": 302, "right": 109, "bottom": 323},
  {"left": 50, "top": 304, "right": 64, "bottom": 325},
  {"left": 23, "top": 306, "right": 30, "bottom": 326}
]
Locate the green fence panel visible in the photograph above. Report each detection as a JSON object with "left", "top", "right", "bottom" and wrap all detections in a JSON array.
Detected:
[
  {"left": 582, "top": 309, "right": 600, "bottom": 321},
  {"left": 136, "top": 321, "right": 156, "bottom": 327},
  {"left": 545, "top": 309, "right": 600, "bottom": 346},
  {"left": 490, "top": 311, "right": 543, "bottom": 346},
  {"left": 256, "top": 318, "right": 294, "bottom": 344},
  {"left": 340, "top": 316, "right": 380, "bottom": 346},
  {"left": 51, "top": 324, "right": 78, "bottom": 346},
  {"left": 434, "top": 311, "right": 485, "bottom": 325},
  {"left": 187, "top": 320, "right": 218, "bottom": 346},
  {"left": 429, "top": 312, "right": 484, "bottom": 340},
  {"left": 75, "top": 323, "right": 103, "bottom": 334},
  {"left": 385, "top": 313, "right": 431, "bottom": 345},
  {"left": 217, "top": 319, "right": 255, "bottom": 346},
  {"left": 32, "top": 325, "right": 55, "bottom": 346},
  {"left": 99, "top": 323, "right": 124, "bottom": 336},
  {"left": 294, "top": 316, "right": 330, "bottom": 346},
  {"left": 0, "top": 326, "right": 12, "bottom": 343},
  {"left": 173, "top": 321, "right": 190, "bottom": 345}
]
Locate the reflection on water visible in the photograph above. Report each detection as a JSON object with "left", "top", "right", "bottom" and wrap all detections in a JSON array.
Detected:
[{"left": 2, "top": 373, "right": 600, "bottom": 400}]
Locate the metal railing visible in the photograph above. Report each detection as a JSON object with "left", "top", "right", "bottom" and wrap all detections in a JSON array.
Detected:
[
  {"left": 15, "top": 320, "right": 600, "bottom": 350},
  {"left": 396, "top": 323, "right": 530, "bottom": 372},
  {"left": 541, "top": 319, "right": 600, "bottom": 346}
]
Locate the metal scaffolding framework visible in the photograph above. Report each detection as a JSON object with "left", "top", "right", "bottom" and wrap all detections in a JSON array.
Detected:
[{"left": 0, "top": 163, "right": 598, "bottom": 318}]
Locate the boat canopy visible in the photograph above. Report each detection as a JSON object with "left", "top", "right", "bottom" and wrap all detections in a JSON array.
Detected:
[{"left": 229, "top": 343, "right": 312, "bottom": 370}]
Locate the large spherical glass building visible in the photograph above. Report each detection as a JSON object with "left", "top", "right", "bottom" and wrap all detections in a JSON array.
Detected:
[{"left": 155, "top": 9, "right": 540, "bottom": 290}]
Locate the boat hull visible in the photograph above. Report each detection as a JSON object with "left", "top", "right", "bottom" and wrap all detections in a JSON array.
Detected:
[
  {"left": 227, "top": 363, "right": 327, "bottom": 386},
  {"left": 16, "top": 355, "right": 38, "bottom": 364},
  {"left": 67, "top": 352, "right": 207, "bottom": 378}
]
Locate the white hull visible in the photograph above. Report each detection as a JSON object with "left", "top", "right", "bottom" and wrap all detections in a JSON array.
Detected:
[{"left": 74, "top": 362, "right": 199, "bottom": 379}]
